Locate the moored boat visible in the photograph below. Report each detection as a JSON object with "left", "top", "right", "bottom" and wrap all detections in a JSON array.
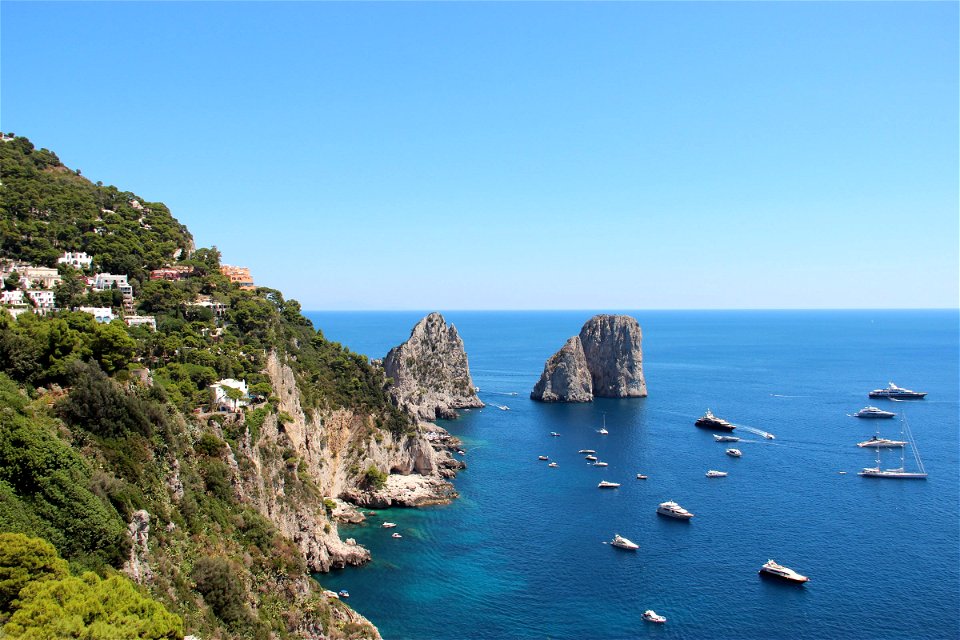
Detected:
[
  {"left": 855, "top": 406, "right": 896, "bottom": 419},
  {"left": 598, "top": 480, "right": 620, "bottom": 488},
  {"left": 859, "top": 414, "right": 928, "bottom": 479},
  {"left": 657, "top": 501, "right": 693, "bottom": 519},
  {"left": 550, "top": 432, "right": 561, "bottom": 437},
  {"left": 593, "top": 461, "right": 609, "bottom": 467},
  {"left": 758, "top": 559, "right": 809, "bottom": 583},
  {"left": 857, "top": 436, "right": 907, "bottom": 448},
  {"left": 642, "top": 610, "right": 667, "bottom": 624},
  {"left": 548, "top": 462, "right": 558, "bottom": 468},
  {"left": 868, "top": 382, "right": 926, "bottom": 399},
  {"left": 585, "top": 454, "right": 598, "bottom": 461},
  {"left": 610, "top": 534, "right": 639, "bottom": 550},
  {"left": 726, "top": 448, "right": 742, "bottom": 457},
  {"left": 538, "top": 455, "right": 549, "bottom": 460},
  {"left": 391, "top": 532, "right": 402, "bottom": 539},
  {"left": 578, "top": 449, "right": 596, "bottom": 454},
  {"left": 636, "top": 474, "right": 648, "bottom": 480},
  {"left": 696, "top": 409, "right": 736, "bottom": 431},
  {"left": 381, "top": 522, "right": 397, "bottom": 528},
  {"left": 705, "top": 470, "right": 728, "bottom": 478}
]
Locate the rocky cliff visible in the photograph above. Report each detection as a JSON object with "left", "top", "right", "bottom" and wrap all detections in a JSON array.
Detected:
[
  {"left": 383, "top": 313, "right": 484, "bottom": 420},
  {"left": 531, "top": 314, "right": 647, "bottom": 402}
]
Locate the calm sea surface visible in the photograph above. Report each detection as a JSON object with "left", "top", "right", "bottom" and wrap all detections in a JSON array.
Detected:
[{"left": 305, "top": 311, "right": 959, "bottom": 640}]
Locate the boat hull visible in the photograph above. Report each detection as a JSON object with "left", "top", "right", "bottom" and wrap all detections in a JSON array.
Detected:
[
  {"left": 868, "top": 392, "right": 926, "bottom": 399},
  {"left": 696, "top": 419, "right": 736, "bottom": 431},
  {"left": 759, "top": 569, "right": 809, "bottom": 584},
  {"left": 858, "top": 469, "right": 927, "bottom": 479},
  {"left": 657, "top": 509, "right": 693, "bottom": 520}
]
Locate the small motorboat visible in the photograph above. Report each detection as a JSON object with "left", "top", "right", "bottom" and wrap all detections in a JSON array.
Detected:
[
  {"left": 548, "top": 462, "right": 558, "bottom": 468},
  {"left": 550, "top": 432, "right": 560, "bottom": 437},
  {"left": 538, "top": 455, "right": 549, "bottom": 460},
  {"left": 636, "top": 474, "right": 648, "bottom": 480},
  {"left": 726, "top": 448, "right": 742, "bottom": 458},
  {"left": 705, "top": 470, "right": 728, "bottom": 478},
  {"left": 457, "top": 449, "right": 466, "bottom": 455},
  {"left": 585, "top": 454, "right": 598, "bottom": 461},
  {"left": 597, "top": 428, "right": 609, "bottom": 435},
  {"left": 367, "top": 511, "right": 377, "bottom": 516},
  {"left": 381, "top": 522, "right": 397, "bottom": 529},
  {"left": 610, "top": 534, "right": 639, "bottom": 550},
  {"left": 338, "top": 590, "right": 350, "bottom": 598},
  {"left": 598, "top": 480, "right": 620, "bottom": 489},
  {"left": 593, "top": 461, "right": 609, "bottom": 467},
  {"left": 642, "top": 610, "right": 666, "bottom": 624},
  {"left": 763, "top": 433, "right": 776, "bottom": 440},
  {"left": 578, "top": 449, "right": 596, "bottom": 454},
  {"left": 714, "top": 434, "right": 740, "bottom": 442},
  {"left": 391, "top": 533, "right": 402, "bottom": 539}
]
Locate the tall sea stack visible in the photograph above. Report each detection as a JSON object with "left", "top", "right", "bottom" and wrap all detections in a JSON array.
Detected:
[
  {"left": 383, "top": 312, "right": 484, "bottom": 420},
  {"left": 531, "top": 314, "right": 647, "bottom": 402}
]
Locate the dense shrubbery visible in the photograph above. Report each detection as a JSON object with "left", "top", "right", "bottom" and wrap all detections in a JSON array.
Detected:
[{"left": 191, "top": 556, "right": 250, "bottom": 627}]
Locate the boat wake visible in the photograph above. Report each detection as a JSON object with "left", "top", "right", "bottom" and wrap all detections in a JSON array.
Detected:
[
  {"left": 770, "top": 394, "right": 810, "bottom": 398},
  {"left": 733, "top": 424, "right": 776, "bottom": 440},
  {"left": 479, "top": 391, "right": 519, "bottom": 397}
]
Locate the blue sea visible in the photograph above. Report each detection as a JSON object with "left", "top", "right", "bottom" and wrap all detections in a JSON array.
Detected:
[{"left": 305, "top": 311, "right": 959, "bottom": 640}]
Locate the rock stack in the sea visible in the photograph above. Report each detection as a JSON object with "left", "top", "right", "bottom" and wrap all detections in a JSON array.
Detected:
[
  {"left": 531, "top": 314, "right": 647, "bottom": 402},
  {"left": 383, "top": 312, "right": 484, "bottom": 421}
]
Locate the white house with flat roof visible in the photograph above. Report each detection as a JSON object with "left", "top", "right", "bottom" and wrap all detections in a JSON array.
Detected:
[
  {"left": 124, "top": 315, "right": 157, "bottom": 330},
  {"left": 58, "top": 251, "right": 93, "bottom": 270},
  {"left": 79, "top": 306, "right": 115, "bottom": 323},
  {"left": 211, "top": 379, "right": 249, "bottom": 412}
]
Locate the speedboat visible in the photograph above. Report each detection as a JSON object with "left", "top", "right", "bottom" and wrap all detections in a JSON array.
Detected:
[
  {"left": 695, "top": 409, "right": 736, "bottom": 431},
  {"left": 857, "top": 436, "right": 907, "bottom": 448},
  {"left": 391, "top": 533, "right": 402, "bottom": 539},
  {"left": 713, "top": 434, "right": 740, "bottom": 442},
  {"left": 381, "top": 522, "right": 397, "bottom": 529},
  {"left": 538, "top": 455, "right": 549, "bottom": 461},
  {"left": 610, "top": 534, "right": 639, "bottom": 550},
  {"left": 548, "top": 462, "right": 558, "bottom": 468},
  {"left": 636, "top": 474, "right": 648, "bottom": 480},
  {"left": 598, "top": 480, "right": 620, "bottom": 489},
  {"left": 868, "top": 382, "right": 926, "bottom": 399},
  {"left": 642, "top": 610, "right": 667, "bottom": 624},
  {"left": 578, "top": 449, "right": 596, "bottom": 454},
  {"left": 855, "top": 406, "right": 896, "bottom": 419},
  {"left": 338, "top": 590, "right": 350, "bottom": 598},
  {"left": 598, "top": 428, "right": 609, "bottom": 435},
  {"left": 593, "top": 461, "right": 609, "bottom": 467},
  {"left": 726, "top": 448, "right": 742, "bottom": 458},
  {"left": 705, "top": 470, "right": 728, "bottom": 478},
  {"left": 550, "top": 432, "right": 561, "bottom": 437},
  {"left": 585, "top": 455, "right": 598, "bottom": 461},
  {"left": 763, "top": 433, "right": 776, "bottom": 440},
  {"left": 758, "top": 559, "right": 809, "bottom": 583},
  {"left": 657, "top": 501, "right": 694, "bottom": 519}
]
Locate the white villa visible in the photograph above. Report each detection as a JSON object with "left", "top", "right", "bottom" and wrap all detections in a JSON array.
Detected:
[
  {"left": 124, "top": 315, "right": 157, "bottom": 330},
  {"left": 211, "top": 379, "right": 249, "bottom": 412},
  {"left": 79, "top": 306, "right": 116, "bottom": 323},
  {"left": 58, "top": 251, "right": 93, "bottom": 270}
]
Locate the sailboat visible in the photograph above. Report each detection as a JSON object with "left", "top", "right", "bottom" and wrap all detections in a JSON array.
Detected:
[
  {"left": 859, "top": 413, "right": 927, "bottom": 479},
  {"left": 597, "top": 414, "right": 609, "bottom": 435}
]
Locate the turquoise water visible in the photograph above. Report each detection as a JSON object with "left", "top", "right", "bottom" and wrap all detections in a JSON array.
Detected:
[{"left": 306, "top": 311, "right": 959, "bottom": 640}]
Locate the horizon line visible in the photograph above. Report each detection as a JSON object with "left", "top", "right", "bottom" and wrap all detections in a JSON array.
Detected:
[{"left": 301, "top": 307, "right": 960, "bottom": 313}]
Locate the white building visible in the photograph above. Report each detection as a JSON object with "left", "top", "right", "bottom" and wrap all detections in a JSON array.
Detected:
[
  {"left": 58, "top": 251, "right": 93, "bottom": 270},
  {"left": 1, "top": 290, "right": 24, "bottom": 306},
  {"left": 124, "top": 315, "right": 157, "bottom": 331},
  {"left": 26, "top": 290, "right": 56, "bottom": 312},
  {"left": 92, "top": 273, "right": 133, "bottom": 297},
  {"left": 79, "top": 306, "right": 115, "bottom": 323},
  {"left": 211, "top": 379, "right": 249, "bottom": 412}
]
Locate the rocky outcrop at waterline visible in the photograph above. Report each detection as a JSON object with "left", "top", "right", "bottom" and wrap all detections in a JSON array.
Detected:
[
  {"left": 531, "top": 314, "right": 647, "bottom": 402},
  {"left": 383, "top": 312, "right": 484, "bottom": 420}
]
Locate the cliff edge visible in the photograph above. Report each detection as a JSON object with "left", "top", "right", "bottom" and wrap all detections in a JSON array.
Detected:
[
  {"left": 531, "top": 314, "right": 647, "bottom": 402},
  {"left": 383, "top": 312, "right": 484, "bottom": 420}
]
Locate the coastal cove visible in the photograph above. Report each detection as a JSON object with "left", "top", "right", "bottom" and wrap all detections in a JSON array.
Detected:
[{"left": 309, "top": 310, "right": 959, "bottom": 640}]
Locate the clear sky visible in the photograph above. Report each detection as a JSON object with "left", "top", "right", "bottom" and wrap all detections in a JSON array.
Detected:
[{"left": 2, "top": 2, "right": 957, "bottom": 309}]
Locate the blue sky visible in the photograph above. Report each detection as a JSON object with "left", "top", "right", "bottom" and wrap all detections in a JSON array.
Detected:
[{"left": 2, "top": 2, "right": 957, "bottom": 309}]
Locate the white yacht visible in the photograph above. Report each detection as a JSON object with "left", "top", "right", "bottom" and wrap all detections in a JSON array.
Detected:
[
  {"left": 585, "top": 454, "right": 598, "bottom": 461},
  {"left": 381, "top": 522, "right": 397, "bottom": 528},
  {"left": 550, "top": 432, "right": 561, "bottom": 437},
  {"left": 593, "top": 461, "right": 609, "bottom": 467},
  {"left": 855, "top": 406, "right": 896, "bottom": 419},
  {"left": 859, "top": 414, "right": 928, "bottom": 479},
  {"left": 596, "top": 414, "right": 609, "bottom": 435},
  {"left": 856, "top": 436, "right": 907, "bottom": 448},
  {"left": 705, "top": 470, "right": 728, "bottom": 478},
  {"left": 636, "top": 473, "right": 648, "bottom": 480},
  {"left": 578, "top": 449, "right": 596, "bottom": 454},
  {"left": 726, "top": 448, "right": 742, "bottom": 457},
  {"left": 758, "top": 559, "right": 809, "bottom": 583},
  {"left": 657, "top": 501, "right": 694, "bottom": 519},
  {"left": 598, "top": 480, "right": 621, "bottom": 489},
  {"left": 714, "top": 434, "right": 740, "bottom": 442},
  {"left": 642, "top": 610, "right": 667, "bottom": 624},
  {"left": 548, "top": 462, "right": 558, "bottom": 468},
  {"left": 538, "top": 455, "right": 549, "bottom": 460},
  {"left": 868, "top": 382, "right": 926, "bottom": 399},
  {"left": 391, "top": 532, "right": 403, "bottom": 539},
  {"left": 610, "top": 534, "right": 639, "bottom": 550}
]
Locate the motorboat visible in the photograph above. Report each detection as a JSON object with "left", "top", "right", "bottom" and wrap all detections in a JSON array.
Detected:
[
  {"left": 857, "top": 436, "right": 907, "bottom": 448},
  {"left": 597, "top": 414, "right": 609, "bottom": 435},
  {"left": 550, "top": 432, "right": 561, "bottom": 437},
  {"left": 593, "top": 461, "right": 609, "bottom": 467},
  {"left": 726, "top": 448, "right": 742, "bottom": 458},
  {"left": 585, "top": 455, "right": 598, "bottom": 461},
  {"left": 695, "top": 409, "right": 736, "bottom": 432},
  {"left": 338, "top": 590, "right": 350, "bottom": 598},
  {"left": 548, "top": 462, "right": 558, "bottom": 468},
  {"left": 859, "top": 415, "right": 928, "bottom": 479},
  {"left": 868, "top": 382, "right": 926, "bottom": 399},
  {"left": 713, "top": 434, "right": 740, "bottom": 442},
  {"left": 705, "top": 470, "right": 728, "bottom": 478},
  {"left": 758, "top": 559, "right": 809, "bottom": 583},
  {"left": 598, "top": 480, "right": 621, "bottom": 489},
  {"left": 642, "top": 610, "right": 667, "bottom": 624},
  {"left": 636, "top": 474, "right": 648, "bottom": 480},
  {"left": 391, "top": 533, "right": 402, "bottom": 539},
  {"left": 855, "top": 406, "right": 896, "bottom": 419},
  {"left": 578, "top": 449, "right": 596, "bottom": 454},
  {"left": 381, "top": 522, "right": 397, "bottom": 529},
  {"left": 763, "top": 433, "right": 776, "bottom": 440},
  {"left": 610, "top": 534, "right": 639, "bottom": 550},
  {"left": 538, "top": 455, "right": 549, "bottom": 461},
  {"left": 657, "top": 501, "right": 694, "bottom": 519},
  {"left": 457, "top": 449, "right": 466, "bottom": 455}
]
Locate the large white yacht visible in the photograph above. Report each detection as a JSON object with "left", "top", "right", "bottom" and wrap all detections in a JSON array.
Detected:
[
  {"left": 758, "top": 559, "right": 809, "bottom": 583},
  {"left": 868, "top": 382, "right": 926, "bottom": 399},
  {"left": 855, "top": 406, "right": 896, "bottom": 419},
  {"left": 857, "top": 435, "right": 907, "bottom": 448},
  {"left": 598, "top": 480, "right": 621, "bottom": 489},
  {"left": 657, "top": 501, "right": 694, "bottom": 519},
  {"left": 610, "top": 534, "right": 639, "bottom": 550}
]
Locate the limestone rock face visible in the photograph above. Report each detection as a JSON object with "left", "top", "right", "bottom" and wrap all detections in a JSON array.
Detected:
[
  {"left": 530, "top": 336, "right": 593, "bottom": 402},
  {"left": 579, "top": 314, "right": 647, "bottom": 398},
  {"left": 383, "top": 312, "right": 484, "bottom": 420},
  {"left": 123, "top": 510, "right": 152, "bottom": 584},
  {"left": 531, "top": 314, "right": 647, "bottom": 402}
]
